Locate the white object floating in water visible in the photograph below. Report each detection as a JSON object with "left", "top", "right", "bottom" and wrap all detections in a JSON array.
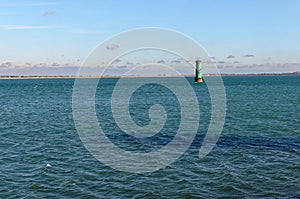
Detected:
[{"left": 45, "top": 163, "right": 52, "bottom": 168}]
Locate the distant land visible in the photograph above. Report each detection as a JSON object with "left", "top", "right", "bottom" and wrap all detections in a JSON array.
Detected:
[{"left": 0, "top": 71, "right": 299, "bottom": 79}]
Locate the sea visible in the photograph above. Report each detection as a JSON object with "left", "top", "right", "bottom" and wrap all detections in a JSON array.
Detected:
[{"left": 0, "top": 76, "right": 299, "bottom": 198}]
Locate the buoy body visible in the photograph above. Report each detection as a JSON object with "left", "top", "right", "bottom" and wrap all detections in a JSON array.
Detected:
[{"left": 195, "top": 60, "right": 203, "bottom": 83}]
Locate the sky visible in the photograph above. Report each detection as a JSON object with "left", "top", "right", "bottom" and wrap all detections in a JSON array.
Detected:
[{"left": 0, "top": 0, "right": 300, "bottom": 75}]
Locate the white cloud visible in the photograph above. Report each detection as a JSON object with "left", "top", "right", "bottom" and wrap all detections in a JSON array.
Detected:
[
  {"left": 43, "top": 11, "right": 56, "bottom": 16},
  {"left": 227, "top": 55, "right": 235, "bottom": 59},
  {"left": 51, "top": 62, "right": 60, "bottom": 67},
  {"left": 243, "top": 54, "right": 255, "bottom": 58},
  {"left": 0, "top": 25, "right": 54, "bottom": 30},
  {"left": 71, "top": 29, "right": 101, "bottom": 34},
  {"left": 157, "top": 60, "right": 165, "bottom": 64},
  {"left": 0, "top": 2, "right": 57, "bottom": 7},
  {"left": 0, "top": 61, "right": 13, "bottom": 68},
  {"left": 106, "top": 43, "right": 119, "bottom": 50}
]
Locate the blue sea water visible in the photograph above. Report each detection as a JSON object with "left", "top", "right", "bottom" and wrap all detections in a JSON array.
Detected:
[{"left": 0, "top": 76, "right": 299, "bottom": 198}]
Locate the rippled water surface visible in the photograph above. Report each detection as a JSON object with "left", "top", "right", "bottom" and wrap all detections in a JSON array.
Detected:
[{"left": 1, "top": 76, "right": 299, "bottom": 198}]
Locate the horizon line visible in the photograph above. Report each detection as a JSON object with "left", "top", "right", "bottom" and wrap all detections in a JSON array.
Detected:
[{"left": 0, "top": 71, "right": 299, "bottom": 80}]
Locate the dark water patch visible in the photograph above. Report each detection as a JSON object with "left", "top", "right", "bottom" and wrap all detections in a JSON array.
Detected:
[{"left": 214, "top": 135, "right": 300, "bottom": 152}]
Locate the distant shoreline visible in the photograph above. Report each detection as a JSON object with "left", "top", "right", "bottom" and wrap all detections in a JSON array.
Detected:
[{"left": 0, "top": 72, "right": 299, "bottom": 80}]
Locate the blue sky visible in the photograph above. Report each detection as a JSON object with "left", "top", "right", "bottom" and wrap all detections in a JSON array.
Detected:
[{"left": 0, "top": 0, "right": 300, "bottom": 75}]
